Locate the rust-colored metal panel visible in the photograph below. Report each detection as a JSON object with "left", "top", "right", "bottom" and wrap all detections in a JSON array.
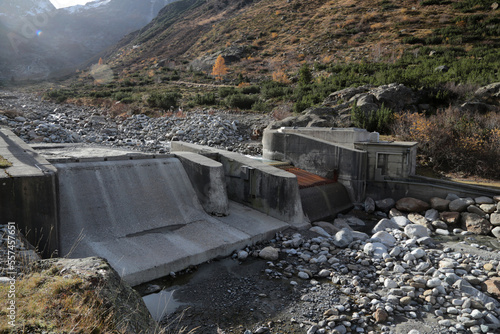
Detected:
[{"left": 276, "top": 165, "right": 336, "bottom": 189}]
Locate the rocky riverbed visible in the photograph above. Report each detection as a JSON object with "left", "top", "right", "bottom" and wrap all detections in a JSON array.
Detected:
[
  {"left": 0, "top": 90, "right": 270, "bottom": 155},
  {"left": 145, "top": 195, "right": 500, "bottom": 334}
]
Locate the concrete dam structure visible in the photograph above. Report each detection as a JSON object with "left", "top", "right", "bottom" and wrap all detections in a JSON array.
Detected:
[{"left": 4, "top": 126, "right": 499, "bottom": 286}]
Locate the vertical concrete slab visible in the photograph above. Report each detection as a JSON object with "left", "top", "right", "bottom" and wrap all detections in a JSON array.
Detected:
[
  {"left": 174, "top": 151, "right": 229, "bottom": 216},
  {"left": 0, "top": 128, "right": 58, "bottom": 257}
]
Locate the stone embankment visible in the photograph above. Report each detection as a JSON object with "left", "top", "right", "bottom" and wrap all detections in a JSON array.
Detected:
[
  {"left": 228, "top": 194, "right": 500, "bottom": 334},
  {"left": 0, "top": 91, "right": 269, "bottom": 155}
]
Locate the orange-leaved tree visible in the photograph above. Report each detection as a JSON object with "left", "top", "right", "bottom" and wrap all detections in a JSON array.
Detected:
[{"left": 211, "top": 55, "right": 227, "bottom": 81}]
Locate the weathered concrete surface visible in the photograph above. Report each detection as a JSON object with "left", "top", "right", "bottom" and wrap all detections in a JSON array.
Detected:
[
  {"left": 171, "top": 141, "right": 309, "bottom": 229},
  {"left": 55, "top": 157, "right": 289, "bottom": 285},
  {"left": 262, "top": 129, "right": 367, "bottom": 202},
  {"left": 175, "top": 151, "right": 229, "bottom": 216},
  {"left": 300, "top": 183, "right": 353, "bottom": 222},
  {"left": 354, "top": 141, "right": 417, "bottom": 181},
  {"left": 0, "top": 127, "right": 58, "bottom": 257},
  {"left": 31, "top": 143, "right": 155, "bottom": 163}
]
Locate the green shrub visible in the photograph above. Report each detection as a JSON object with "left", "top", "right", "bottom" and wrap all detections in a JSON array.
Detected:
[
  {"left": 147, "top": 91, "right": 182, "bottom": 110},
  {"left": 218, "top": 86, "right": 237, "bottom": 98},
  {"left": 298, "top": 63, "right": 313, "bottom": 85},
  {"left": 224, "top": 94, "right": 259, "bottom": 109},
  {"left": 44, "top": 89, "right": 74, "bottom": 103},
  {"left": 252, "top": 100, "right": 269, "bottom": 112},
  {"left": 239, "top": 85, "right": 261, "bottom": 94},
  {"left": 193, "top": 93, "right": 217, "bottom": 105},
  {"left": 351, "top": 103, "right": 394, "bottom": 134}
]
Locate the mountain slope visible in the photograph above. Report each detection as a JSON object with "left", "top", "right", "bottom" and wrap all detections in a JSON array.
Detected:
[{"left": 100, "top": 0, "right": 499, "bottom": 84}]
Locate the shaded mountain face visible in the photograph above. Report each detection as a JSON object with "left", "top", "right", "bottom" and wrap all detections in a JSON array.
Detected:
[{"left": 0, "top": 0, "right": 175, "bottom": 81}]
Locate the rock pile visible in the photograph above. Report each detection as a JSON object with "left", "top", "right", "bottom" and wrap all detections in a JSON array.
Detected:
[
  {"left": 0, "top": 92, "right": 268, "bottom": 155},
  {"left": 233, "top": 194, "right": 500, "bottom": 334}
]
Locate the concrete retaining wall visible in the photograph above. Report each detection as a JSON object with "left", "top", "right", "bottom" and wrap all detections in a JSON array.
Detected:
[
  {"left": 262, "top": 130, "right": 367, "bottom": 202},
  {"left": 174, "top": 152, "right": 229, "bottom": 216},
  {"left": 171, "top": 141, "right": 309, "bottom": 229},
  {"left": 0, "top": 128, "right": 58, "bottom": 257},
  {"left": 366, "top": 176, "right": 500, "bottom": 202}
]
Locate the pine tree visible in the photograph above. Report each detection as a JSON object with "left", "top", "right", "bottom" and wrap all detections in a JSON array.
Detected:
[{"left": 211, "top": 55, "right": 227, "bottom": 81}]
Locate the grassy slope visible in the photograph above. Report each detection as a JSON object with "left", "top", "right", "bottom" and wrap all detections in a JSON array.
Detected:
[{"left": 101, "top": 0, "right": 499, "bottom": 81}]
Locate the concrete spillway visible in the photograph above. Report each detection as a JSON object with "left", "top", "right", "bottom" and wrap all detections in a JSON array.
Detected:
[{"left": 55, "top": 157, "right": 288, "bottom": 285}]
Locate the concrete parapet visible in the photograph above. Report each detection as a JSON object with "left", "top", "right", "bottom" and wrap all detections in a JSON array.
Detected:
[
  {"left": 171, "top": 141, "right": 309, "bottom": 229},
  {"left": 174, "top": 151, "right": 229, "bottom": 216},
  {"left": 264, "top": 127, "right": 378, "bottom": 148},
  {"left": 262, "top": 129, "right": 367, "bottom": 202},
  {"left": 0, "top": 127, "right": 58, "bottom": 257},
  {"left": 367, "top": 176, "right": 500, "bottom": 202}
]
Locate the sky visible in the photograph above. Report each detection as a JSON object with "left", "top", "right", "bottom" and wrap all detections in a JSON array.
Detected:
[{"left": 49, "top": 0, "right": 97, "bottom": 9}]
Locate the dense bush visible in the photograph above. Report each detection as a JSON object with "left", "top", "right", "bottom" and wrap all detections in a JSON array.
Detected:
[
  {"left": 392, "top": 108, "right": 500, "bottom": 178},
  {"left": 351, "top": 103, "right": 394, "bottom": 134},
  {"left": 218, "top": 86, "right": 237, "bottom": 98},
  {"left": 193, "top": 93, "right": 217, "bottom": 105},
  {"left": 224, "top": 94, "right": 259, "bottom": 109},
  {"left": 146, "top": 91, "right": 182, "bottom": 110},
  {"left": 239, "top": 85, "right": 261, "bottom": 94},
  {"left": 44, "top": 89, "right": 75, "bottom": 103}
]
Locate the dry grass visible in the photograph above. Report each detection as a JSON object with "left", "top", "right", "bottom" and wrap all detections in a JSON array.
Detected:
[{"left": 0, "top": 271, "right": 126, "bottom": 333}]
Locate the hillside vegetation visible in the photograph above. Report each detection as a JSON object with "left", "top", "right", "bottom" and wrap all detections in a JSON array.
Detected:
[{"left": 37, "top": 0, "right": 500, "bottom": 178}]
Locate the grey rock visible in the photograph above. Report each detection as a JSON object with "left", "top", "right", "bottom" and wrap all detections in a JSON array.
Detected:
[
  {"left": 259, "top": 247, "right": 279, "bottom": 261},
  {"left": 424, "top": 209, "right": 440, "bottom": 221},
  {"left": 364, "top": 197, "right": 375, "bottom": 213},
  {"left": 375, "top": 198, "right": 396, "bottom": 212},
  {"left": 467, "top": 205, "right": 487, "bottom": 217},
  {"left": 372, "top": 231, "right": 396, "bottom": 247},
  {"left": 475, "top": 196, "right": 494, "bottom": 205},
  {"left": 405, "top": 224, "right": 430, "bottom": 239},
  {"left": 309, "top": 226, "right": 331, "bottom": 238},
  {"left": 332, "top": 228, "right": 354, "bottom": 248},
  {"left": 490, "top": 213, "right": 500, "bottom": 226},
  {"left": 449, "top": 198, "right": 475, "bottom": 212},
  {"left": 491, "top": 226, "right": 500, "bottom": 238},
  {"left": 372, "top": 218, "right": 400, "bottom": 233},
  {"left": 396, "top": 197, "right": 430, "bottom": 212}
]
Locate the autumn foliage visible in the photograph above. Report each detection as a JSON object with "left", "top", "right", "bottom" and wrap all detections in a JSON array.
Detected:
[
  {"left": 392, "top": 108, "right": 500, "bottom": 178},
  {"left": 211, "top": 55, "right": 228, "bottom": 81}
]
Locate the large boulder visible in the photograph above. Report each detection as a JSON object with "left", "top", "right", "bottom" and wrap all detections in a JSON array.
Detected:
[
  {"left": 370, "top": 83, "right": 416, "bottom": 112},
  {"left": 375, "top": 198, "right": 396, "bottom": 212},
  {"left": 33, "top": 257, "right": 159, "bottom": 333},
  {"left": 429, "top": 197, "right": 450, "bottom": 211},
  {"left": 482, "top": 277, "right": 500, "bottom": 299},
  {"left": 395, "top": 197, "right": 430, "bottom": 213},
  {"left": 461, "top": 213, "right": 492, "bottom": 235},
  {"left": 333, "top": 228, "right": 354, "bottom": 248},
  {"left": 474, "top": 82, "right": 500, "bottom": 105},
  {"left": 449, "top": 198, "right": 475, "bottom": 212},
  {"left": 259, "top": 246, "right": 280, "bottom": 261},
  {"left": 404, "top": 224, "right": 430, "bottom": 239}
]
